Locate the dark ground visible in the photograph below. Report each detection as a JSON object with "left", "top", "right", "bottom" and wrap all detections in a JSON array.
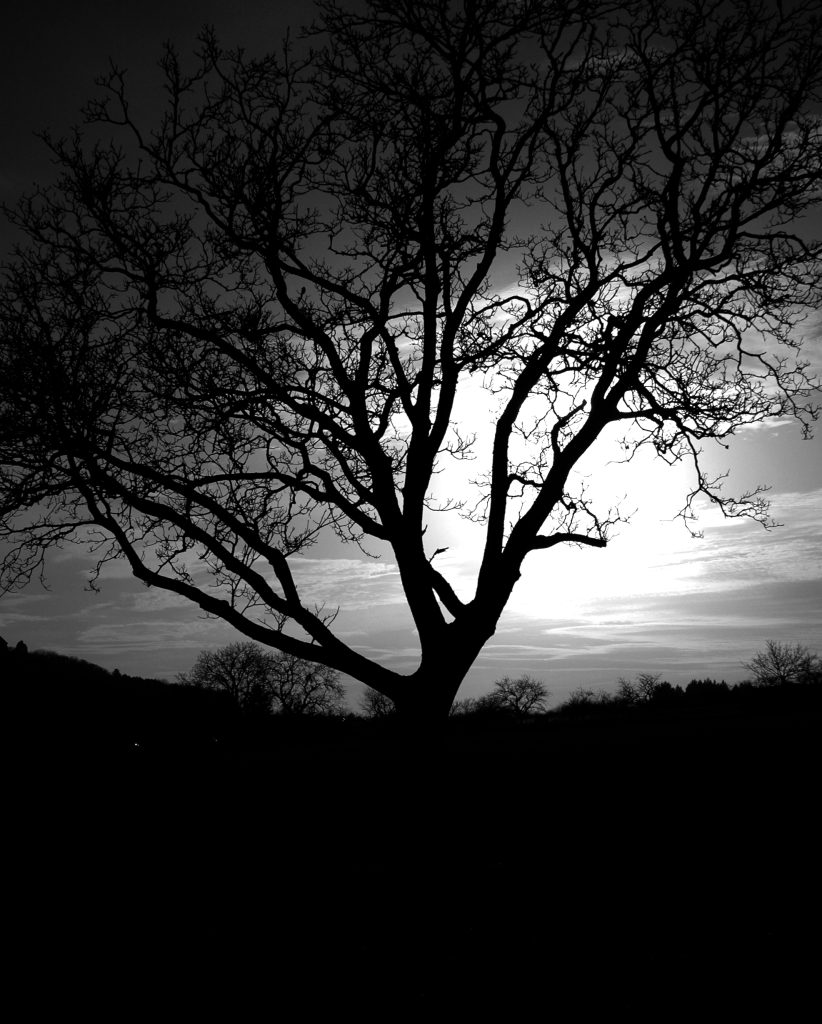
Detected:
[{"left": 11, "top": 694, "right": 818, "bottom": 1014}]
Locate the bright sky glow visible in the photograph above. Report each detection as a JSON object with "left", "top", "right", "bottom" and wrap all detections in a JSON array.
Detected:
[{"left": 2, "top": 408, "right": 819, "bottom": 707}]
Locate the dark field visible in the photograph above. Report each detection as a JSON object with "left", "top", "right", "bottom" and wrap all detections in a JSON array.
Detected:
[{"left": 12, "top": 684, "right": 819, "bottom": 1013}]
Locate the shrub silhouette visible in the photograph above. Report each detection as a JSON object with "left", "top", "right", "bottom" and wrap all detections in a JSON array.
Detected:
[
  {"left": 449, "top": 697, "right": 479, "bottom": 716},
  {"left": 554, "top": 686, "right": 618, "bottom": 716},
  {"left": 685, "top": 679, "right": 732, "bottom": 704}
]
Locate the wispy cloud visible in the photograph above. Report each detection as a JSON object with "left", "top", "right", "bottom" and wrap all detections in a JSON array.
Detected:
[
  {"left": 76, "top": 618, "right": 230, "bottom": 651},
  {"left": 288, "top": 556, "right": 405, "bottom": 611}
]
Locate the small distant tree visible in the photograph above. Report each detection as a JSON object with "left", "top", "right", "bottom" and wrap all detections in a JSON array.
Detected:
[
  {"left": 179, "top": 641, "right": 347, "bottom": 715},
  {"left": 267, "top": 652, "right": 348, "bottom": 716},
  {"left": 636, "top": 673, "right": 663, "bottom": 701},
  {"left": 178, "top": 641, "right": 273, "bottom": 714},
  {"left": 743, "top": 641, "right": 821, "bottom": 687},
  {"left": 358, "top": 686, "right": 398, "bottom": 719},
  {"left": 617, "top": 672, "right": 663, "bottom": 704},
  {"left": 482, "top": 675, "right": 551, "bottom": 717},
  {"left": 615, "top": 677, "right": 639, "bottom": 705}
]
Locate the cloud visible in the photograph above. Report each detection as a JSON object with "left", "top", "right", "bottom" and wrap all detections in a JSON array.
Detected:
[
  {"left": 288, "top": 556, "right": 405, "bottom": 611},
  {"left": 76, "top": 618, "right": 230, "bottom": 650},
  {"left": 0, "top": 611, "right": 52, "bottom": 624},
  {"left": 734, "top": 417, "right": 803, "bottom": 434},
  {"left": 129, "top": 589, "right": 199, "bottom": 612}
]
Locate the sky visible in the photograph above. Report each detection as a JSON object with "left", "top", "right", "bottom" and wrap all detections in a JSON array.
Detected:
[{"left": 1, "top": 1, "right": 820, "bottom": 708}]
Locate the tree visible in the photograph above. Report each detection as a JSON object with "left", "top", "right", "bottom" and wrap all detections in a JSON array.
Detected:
[
  {"left": 2, "top": 0, "right": 821, "bottom": 720},
  {"left": 615, "top": 677, "right": 638, "bottom": 704},
  {"left": 616, "top": 671, "right": 662, "bottom": 704},
  {"left": 358, "top": 686, "right": 398, "bottom": 718},
  {"left": 267, "top": 651, "right": 348, "bottom": 715},
  {"left": 481, "top": 674, "right": 551, "bottom": 715},
  {"left": 449, "top": 697, "right": 479, "bottom": 716},
  {"left": 743, "top": 640, "right": 821, "bottom": 686},
  {"left": 180, "top": 641, "right": 347, "bottom": 715},
  {"left": 178, "top": 641, "right": 275, "bottom": 714}
]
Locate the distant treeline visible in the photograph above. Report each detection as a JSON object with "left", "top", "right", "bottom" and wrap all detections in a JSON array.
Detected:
[
  {"left": 547, "top": 675, "right": 822, "bottom": 718},
  {"left": 3, "top": 641, "right": 820, "bottom": 751}
]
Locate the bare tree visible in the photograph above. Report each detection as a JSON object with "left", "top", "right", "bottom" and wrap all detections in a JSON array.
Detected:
[
  {"left": 178, "top": 641, "right": 274, "bottom": 715},
  {"left": 2, "top": 1, "right": 821, "bottom": 720},
  {"left": 483, "top": 674, "right": 551, "bottom": 716},
  {"left": 743, "top": 640, "right": 821, "bottom": 686},
  {"left": 268, "top": 652, "right": 348, "bottom": 715},
  {"left": 180, "top": 641, "right": 346, "bottom": 714},
  {"left": 617, "top": 672, "right": 662, "bottom": 703},
  {"left": 358, "top": 686, "right": 398, "bottom": 719},
  {"left": 635, "top": 673, "right": 663, "bottom": 702},
  {"left": 616, "top": 677, "right": 639, "bottom": 705}
]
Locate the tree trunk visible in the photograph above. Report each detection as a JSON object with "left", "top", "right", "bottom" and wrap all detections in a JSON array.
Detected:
[
  {"left": 393, "top": 683, "right": 459, "bottom": 726},
  {"left": 389, "top": 617, "right": 499, "bottom": 725},
  {"left": 391, "top": 656, "right": 474, "bottom": 725}
]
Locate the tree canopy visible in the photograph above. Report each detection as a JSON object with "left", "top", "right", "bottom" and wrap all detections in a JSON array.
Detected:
[
  {"left": 1, "top": 0, "right": 821, "bottom": 718},
  {"left": 479, "top": 674, "right": 551, "bottom": 715},
  {"left": 743, "top": 640, "right": 821, "bottom": 686},
  {"left": 179, "top": 641, "right": 348, "bottom": 715}
]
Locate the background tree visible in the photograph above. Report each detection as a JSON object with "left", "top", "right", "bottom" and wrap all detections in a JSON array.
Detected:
[
  {"left": 178, "top": 641, "right": 274, "bottom": 715},
  {"left": 2, "top": 0, "right": 821, "bottom": 719},
  {"left": 358, "top": 686, "right": 398, "bottom": 719},
  {"left": 479, "top": 674, "right": 551, "bottom": 716},
  {"left": 615, "top": 677, "right": 639, "bottom": 705},
  {"left": 743, "top": 640, "right": 821, "bottom": 687},
  {"left": 616, "top": 672, "right": 662, "bottom": 704},
  {"left": 180, "top": 642, "right": 347, "bottom": 715},
  {"left": 267, "top": 652, "right": 347, "bottom": 715}
]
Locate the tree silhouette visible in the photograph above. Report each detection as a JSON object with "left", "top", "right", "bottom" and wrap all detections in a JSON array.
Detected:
[
  {"left": 483, "top": 674, "right": 551, "bottom": 716},
  {"left": 743, "top": 640, "right": 821, "bottom": 687},
  {"left": 266, "top": 651, "right": 347, "bottom": 715},
  {"left": 2, "top": 1, "right": 821, "bottom": 719},
  {"left": 359, "top": 686, "right": 398, "bottom": 719},
  {"left": 178, "top": 641, "right": 275, "bottom": 714},
  {"left": 616, "top": 672, "right": 662, "bottom": 704},
  {"left": 180, "top": 641, "right": 347, "bottom": 715},
  {"left": 358, "top": 688, "right": 401, "bottom": 720}
]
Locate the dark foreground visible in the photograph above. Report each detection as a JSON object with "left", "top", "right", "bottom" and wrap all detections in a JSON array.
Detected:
[{"left": 13, "top": 698, "right": 819, "bottom": 1013}]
